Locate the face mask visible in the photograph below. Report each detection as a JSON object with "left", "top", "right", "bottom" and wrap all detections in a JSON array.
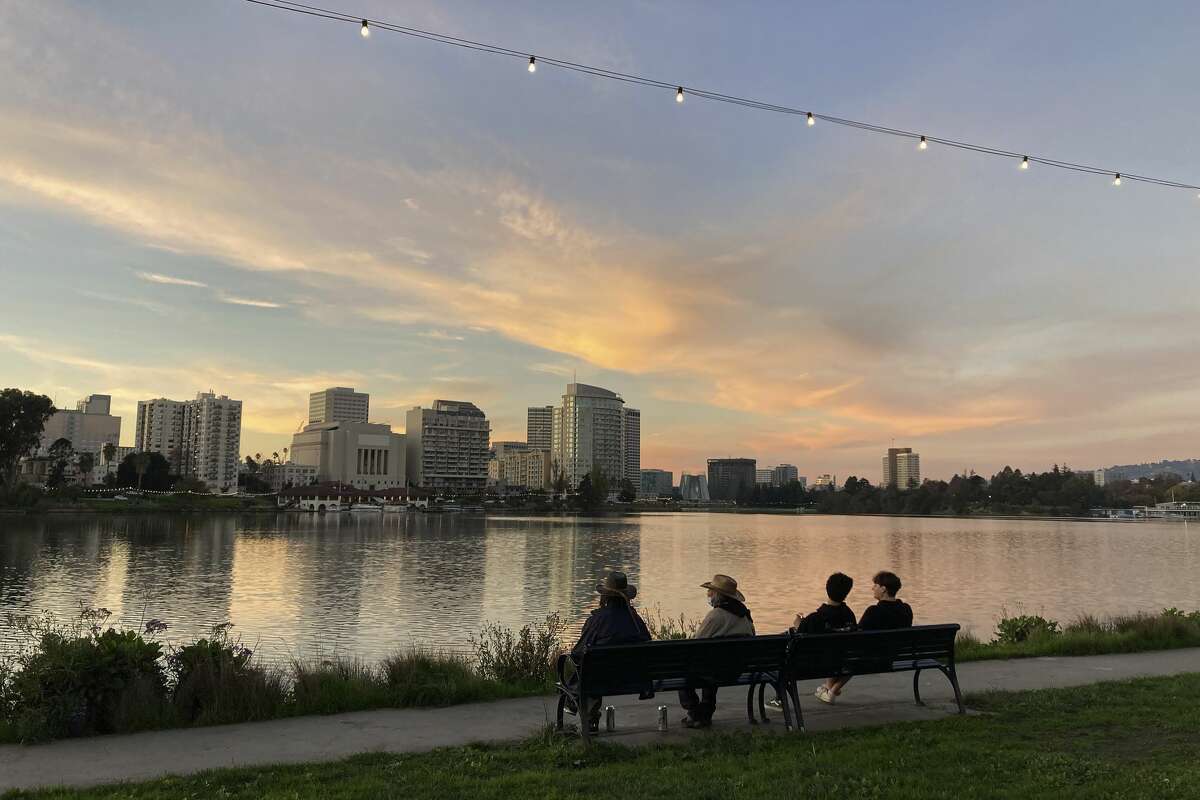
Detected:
[{"left": 708, "top": 596, "right": 721, "bottom": 608}]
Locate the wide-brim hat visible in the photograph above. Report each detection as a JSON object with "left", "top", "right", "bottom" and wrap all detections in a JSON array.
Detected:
[
  {"left": 700, "top": 573, "right": 744, "bottom": 602},
  {"left": 596, "top": 571, "right": 637, "bottom": 600}
]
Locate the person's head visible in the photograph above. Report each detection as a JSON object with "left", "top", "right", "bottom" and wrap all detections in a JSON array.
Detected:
[
  {"left": 872, "top": 571, "right": 902, "bottom": 600},
  {"left": 596, "top": 571, "right": 637, "bottom": 606},
  {"left": 700, "top": 574, "right": 744, "bottom": 607},
  {"left": 825, "top": 572, "right": 853, "bottom": 603}
]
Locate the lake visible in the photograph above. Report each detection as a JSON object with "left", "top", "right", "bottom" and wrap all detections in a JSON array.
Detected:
[{"left": 1, "top": 512, "right": 1197, "bottom": 662}]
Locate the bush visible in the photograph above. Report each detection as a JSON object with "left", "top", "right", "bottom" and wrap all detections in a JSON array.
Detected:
[
  {"left": 995, "top": 614, "right": 1060, "bottom": 644},
  {"left": 471, "top": 613, "right": 564, "bottom": 686},
  {"left": 291, "top": 657, "right": 387, "bottom": 715},
  {"left": 642, "top": 605, "right": 701, "bottom": 640},
  {"left": 167, "top": 624, "right": 286, "bottom": 725}
]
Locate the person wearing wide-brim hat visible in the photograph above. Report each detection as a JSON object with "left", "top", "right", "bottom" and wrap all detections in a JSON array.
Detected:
[
  {"left": 678, "top": 573, "right": 756, "bottom": 728},
  {"left": 564, "top": 571, "right": 651, "bottom": 732}
]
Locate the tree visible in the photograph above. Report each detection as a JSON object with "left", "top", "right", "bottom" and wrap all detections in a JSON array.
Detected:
[
  {"left": 618, "top": 478, "right": 637, "bottom": 503},
  {"left": 134, "top": 452, "right": 151, "bottom": 491},
  {"left": 0, "top": 389, "right": 55, "bottom": 489},
  {"left": 102, "top": 442, "right": 117, "bottom": 465},
  {"left": 77, "top": 452, "right": 95, "bottom": 487},
  {"left": 46, "top": 438, "right": 74, "bottom": 489},
  {"left": 245, "top": 454, "right": 259, "bottom": 473},
  {"left": 117, "top": 452, "right": 172, "bottom": 491}
]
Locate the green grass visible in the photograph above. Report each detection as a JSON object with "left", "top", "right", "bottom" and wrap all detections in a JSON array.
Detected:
[
  {"left": 957, "top": 610, "right": 1200, "bottom": 662},
  {"left": 5, "top": 673, "right": 1199, "bottom": 799}
]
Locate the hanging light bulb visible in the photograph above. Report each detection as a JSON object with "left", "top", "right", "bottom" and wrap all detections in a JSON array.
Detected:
[
  {"left": 806, "top": 112, "right": 815, "bottom": 126},
  {"left": 918, "top": 135, "right": 928, "bottom": 150},
  {"left": 1020, "top": 156, "right": 1029, "bottom": 170},
  {"left": 676, "top": 86, "right": 684, "bottom": 103},
  {"left": 1113, "top": 173, "right": 1122, "bottom": 186},
  {"left": 528, "top": 56, "right": 536, "bottom": 73},
  {"left": 360, "top": 19, "right": 370, "bottom": 38}
]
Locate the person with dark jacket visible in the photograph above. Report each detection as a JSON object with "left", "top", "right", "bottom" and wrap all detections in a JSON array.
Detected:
[
  {"left": 792, "top": 572, "right": 857, "bottom": 634},
  {"left": 679, "top": 574, "right": 755, "bottom": 728},
  {"left": 566, "top": 571, "right": 650, "bottom": 731},
  {"left": 816, "top": 570, "right": 912, "bottom": 704}
]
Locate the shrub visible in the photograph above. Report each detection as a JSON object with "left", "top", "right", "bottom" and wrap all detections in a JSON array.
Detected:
[
  {"left": 471, "top": 613, "right": 564, "bottom": 686},
  {"left": 995, "top": 614, "right": 1060, "bottom": 644},
  {"left": 167, "top": 624, "right": 286, "bottom": 725},
  {"left": 642, "top": 605, "right": 701, "bottom": 640},
  {"left": 291, "top": 657, "right": 387, "bottom": 715}
]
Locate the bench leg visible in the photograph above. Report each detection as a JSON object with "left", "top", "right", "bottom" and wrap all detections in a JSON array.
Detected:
[
  {"left": 945, "top": 665, "right": 965, "bottom": 714},
  {"left": 556, "top": 693, "right": 566, "bottom": 730},
  {"left": 785, "top": 680, "right": 804, "bottom": 733},
  {"left": 758, "top": 680, "right": 769, "bottom": 723},
  {"left": 745, "top": 683, "right": 758, "bottom": 724},
  {"left": 912, "top": 668, "right": 924, "bottom": 706}
]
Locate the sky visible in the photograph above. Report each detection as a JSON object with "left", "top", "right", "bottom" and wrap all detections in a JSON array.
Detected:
[{"left": 2, "top": 1, "right": 1199, "bottom": 482}]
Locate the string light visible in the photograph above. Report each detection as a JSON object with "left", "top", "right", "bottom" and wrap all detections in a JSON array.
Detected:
[
  {"left": 918, "top": 135, "right": 928, "bottom": 150},
  {"left": 528, "top": 55, "right": 536, "bottom": 73},
  {"left": 242, "top": 0, "right": 1200, "bottom": 200}
]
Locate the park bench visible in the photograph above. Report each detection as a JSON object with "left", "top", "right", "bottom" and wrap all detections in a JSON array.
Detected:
[
  {"left": 555, "top": 634, "right": 792, "bottom": 741},
  {"left": 773, "top": 623, "right": 964, "bottom": 731}
]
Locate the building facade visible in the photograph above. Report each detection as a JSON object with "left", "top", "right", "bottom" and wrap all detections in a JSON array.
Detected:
[
  {"left": 772, "top": 464, "right": 800, "bottom": 486},
  {"left": 405, "top": 400, "right": 490, "bottom": 491},
  {"left": 527, "top": 406, "right": 554, "bottom": 451},
  {"left": 40, "top": 394, "right": 122, "bottom": 457},
  {"left": 622, "top": 407, "right": 641, "bottom": 487},
  {"left": 551, "top": 383, "right": 638, "bottom": 487},
  {"left": 813, "top": 474, "right": 837, "bottom": 490},
  {"left": 707, "top": 458, "right": 757, "bottom": 502},
  {"left": 180, "top": 392, "right": 242, "bottom": 493},
  {"left": 502, "top": 449, "right": 552, "bottom": 491},
  {"left": 882, "top": 447, "right": 921, "bottom": 489},
  {"left": 679, "top": 473, "right": 710, "bottom": 502},
  {"left": 135, "top": 398, "right": 187, "bottom": 466},
  {"left": 640, "top": 469, "right": 674, "bottom": 498},
  {"left": 756, "top": 468, "right": 773, "bottom": 485},
  {"left": 260, "top": 461, "right": 319, "bottom": 493},
  {"left": 309, "top": 387, "right": 369, "bottom": 425},
  {"left": 291, "top": 421, "right": 406, "bottom": 490}
]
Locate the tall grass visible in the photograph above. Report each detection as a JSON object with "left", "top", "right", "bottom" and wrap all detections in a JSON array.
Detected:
[
  {"left": 642, "top": 605, "right": 702, "bottom": 640},
  {"left": 957, "top": 608, "right": 1200, "bottom": 662}
]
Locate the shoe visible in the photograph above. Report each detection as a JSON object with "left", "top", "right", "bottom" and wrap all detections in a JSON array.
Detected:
[
  {"left": 681, "top": 715, "right": 712, "bottom": 729},
  {"left": 814, "top": 686, "right": 835, "bottom": 705},
  {"left": 587, "top": 718, "right": 600, "bottom": 734},
  {"left": 767, "top": 698, "right": 784, "bottom": 709}
]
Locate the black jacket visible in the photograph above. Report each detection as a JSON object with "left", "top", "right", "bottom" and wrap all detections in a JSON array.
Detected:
[{"left": 572, "top": 603, "right": 651, "bottom": 655}]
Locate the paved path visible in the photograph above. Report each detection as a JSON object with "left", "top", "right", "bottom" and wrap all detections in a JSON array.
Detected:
[{"left": 3, "top": 648, "right": 1198, "bottom": 792}]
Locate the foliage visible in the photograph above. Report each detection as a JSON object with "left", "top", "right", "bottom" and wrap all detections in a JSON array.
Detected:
[
  {"left": 617, "top": 478, "right": 637, "bottom": 503},
  {"left": 116, "top": 452, "right": 172, "bottom": 491},
  {"left": 167, "top": 624, "right": 286, "bottom": 725},
  {"left": 470, "top": 613, "right": 564, "bottom": 686},
  {"left": 641, "top": 604, "right": 702, "bottom": 640},
  {"left": 76, "top": 452, "right": 95, "bottom": 485},
  {"left": 46, "top": 438, "right": 75, "bottom": 489},
  {"left": 995, "top": 614, "right": 1061, "bottom": 644},
  {"left": 958, "top": 607, "right": 1200, "bottom": 661},
  {"left": 573, "top": 467, "right": 611, "bottom": 512},
  {"left": 0, "top": 481, "right": 44, "bottom": 508},
  {"left": 0, "top": 388, "right": 55, "bottom": 489}
]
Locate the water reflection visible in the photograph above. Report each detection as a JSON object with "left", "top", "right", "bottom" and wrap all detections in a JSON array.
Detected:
[{"left": 1, "top": 513, "right": 1197, "bottom": 662}]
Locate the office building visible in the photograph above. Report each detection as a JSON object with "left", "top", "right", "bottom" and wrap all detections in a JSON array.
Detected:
[
  {"left": 707, "top": 458, "right": 756, "bottom": 502},
  {"left": 40, "top": 394, "right": 122, "bottom": 457},
  {"left": 291, "top": 421, "right": 406, "bottom": 490},
  {"left": 640, "top": 469, "right": 674, "bottom": 498},
  {"left": 490, "top": 441, "right": 530, "bottom": 459},
  {"left": 551, "top": 383, "right": 634, "bottom": 487},
  {"left": 405, "top": 400, "right": 490, "bottom": 491},
  {"left": 882, "top": 447, "right": 921, "bottom": 490},
  {"left": 527, "top": 406, "right": 554, "bottom": 451},
  {"left": 772, "top": 464, "right": 800, "bottom": 486},
  {"left": 756, "top": 468, "right": 773, "bottom": 485},
  {"left": 679, "top": 473, "right": 710, "bottom": 502},
  {"left": 622, "top": 407, "right": 640, "bottom": 486},
  {"left": 309, "top": 387, "right": 369, "bottom": 425}
]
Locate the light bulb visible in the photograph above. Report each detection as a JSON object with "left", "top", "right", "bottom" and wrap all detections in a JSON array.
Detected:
[
  {"left": 360, "top": 19, "right": 370, "bottom": 38},
  {"left": 1113, "top": 173, "right": 1121, "bottom": 186},
  {"left": 676, "top": 86, "right": 684, "bottom": 103},
  {"left": 528, "top": 56, "right": 536, "bottom": 73},
  {"left": 807, "top": 112, "right": 815, "bottom": 126},
  {"left": 1020, "top": 156, "right": 1029, "bottom": 170},
  {"left": 918, "top": 135, "right": 928, "bottom": 150}
]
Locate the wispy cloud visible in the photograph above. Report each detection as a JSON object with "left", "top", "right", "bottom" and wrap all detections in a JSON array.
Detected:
[
  {"left": 221, "top": 296, "right": 283, "bottom": 309},
  {"left": 418, "top": 330, "right": 465, "bottom": 342},
  {"left": 135, "top": 271, "right": 207, "bottom": 288}
]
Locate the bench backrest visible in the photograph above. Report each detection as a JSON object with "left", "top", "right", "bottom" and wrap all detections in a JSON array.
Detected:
[
  {"left": 787, "top": 624, "right": 960, "bottom": 680},
  {"left": 578, "top": 634, "right": 790, "bottom": 696}
]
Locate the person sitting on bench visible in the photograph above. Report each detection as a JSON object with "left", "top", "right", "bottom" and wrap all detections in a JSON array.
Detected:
[
  {"left": 770, "top": 572, "right": 857, "bottom": 708},
  {"left": 815, "top": 570, "right": 912, "bottom": 704},
  {"left": 679, "top": 574, "right": 755, "bottom": 728},
  {"left": 566, "top": 571, "right": 650, "bottom": 731}
]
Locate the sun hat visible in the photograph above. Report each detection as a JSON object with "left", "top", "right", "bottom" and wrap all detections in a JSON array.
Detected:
[
  {"left": 596, "top": 571, "right": 638, "bottom": 600},
  {"left": 700, "top": 574, "right": 745, "bottom": 602}
]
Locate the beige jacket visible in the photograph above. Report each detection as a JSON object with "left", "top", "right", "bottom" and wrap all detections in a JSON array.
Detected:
[{"left": 694, "top": 606, "right": 756, "bottom": 639}]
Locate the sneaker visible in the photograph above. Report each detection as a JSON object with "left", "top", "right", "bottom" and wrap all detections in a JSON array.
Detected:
[
  {"left": 767, "top": 697, "right": 784, "bottom": 709},
  {"left": 814, "top": 685, "right": 835, "bottom": 705},
  {"left": 681, "top": 715, "right": 712, "bottom": 729}
]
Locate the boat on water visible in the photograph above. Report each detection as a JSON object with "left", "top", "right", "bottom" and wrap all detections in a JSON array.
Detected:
[
  {"left": 382, "top": 503, "right": 408, "bottom": 513},
  {"left": 349, "top": 503, "right": 383, "bottom": 513}
]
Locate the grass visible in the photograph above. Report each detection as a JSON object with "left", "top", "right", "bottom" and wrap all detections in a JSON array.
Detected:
[
  {"left": 5, "top": 672, "right": 1199, "bottom": 799},
  {"left": 956, "top": 609, "right": 1200, "bottom": 662}
]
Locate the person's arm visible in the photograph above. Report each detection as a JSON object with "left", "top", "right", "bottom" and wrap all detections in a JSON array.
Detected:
[
  {"left": 692, "top": 608, "right": 720, "bottom": 639},
  {"left": 572, "top": 614, "right": 597, "bottom": 656},
  {"left": 632, "top": 608, "right": 652, "bottom": 642}
]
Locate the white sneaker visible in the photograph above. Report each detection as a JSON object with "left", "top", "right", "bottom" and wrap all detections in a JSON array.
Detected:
[
  {"left": 767, "top": 697, "right": 783, "bottom": 709},
  {"left": 814, "top": 685, "right": 835, "bottom": 704}
]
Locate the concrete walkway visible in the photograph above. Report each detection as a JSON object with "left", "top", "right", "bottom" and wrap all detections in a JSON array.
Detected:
[{"left": 3, "top": 648, "right": 1198, "bottom": 792}]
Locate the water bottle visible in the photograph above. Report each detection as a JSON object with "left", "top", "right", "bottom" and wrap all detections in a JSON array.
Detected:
[
  {"left": 605, "top": 705, "right": 616, "bottom": 732},
  {"left": 657, "top": 705, "right": 669, "bottom": 731}
]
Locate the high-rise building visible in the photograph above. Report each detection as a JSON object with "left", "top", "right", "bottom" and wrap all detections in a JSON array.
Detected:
[
  {"left": 491, "top": 441, "right": 530, "bottom": 459},
  {"left": 180, "top": 392, "right": 242, "bottom": 493},
  {"left": 550, "top": 383, "right": 631, "bottom": 487},
  {"left": 640, "top": 469, "right": 674, "bottom": 498},
  {"left": 679, "top": 473, "right": 710, "bottom": 502},
  {"left": 882, "top": 447, "right": 921, "bottom": 489},
  {"left": 135, "top": 398, "right": 187, "bottom": 465},
  {"left": 622, "top": 407, "right": 640, "bottom": 486},
  {"left": 501, "top": 449, "right": 552, "bottom": 491},
  {"left": 772, "top": 464, "right": 800, "bottom": 486},
  {"left": 756, "top": 468, "right": 773, "bottom": 485},
  {"left": 40, "top": 394, "right": 121, "bottom": 457},
  {"left": 405, "top": 400, "right": 490, "bottom": 491},
  {"left": 527, "top": 406, "right": 554, "bottom": 451},
  {"left": 707, "top": 458, "right": 756, "bottom": 502},
  {"left": 309, "top": 387, "right": 369, "bottom": 425},
  {"left": 813, "top": 474, "right": 837, "bottom": 490}
]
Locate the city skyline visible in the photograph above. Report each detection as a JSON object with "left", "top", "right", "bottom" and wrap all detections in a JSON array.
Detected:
[{"left": 3, "top": 2, "right": 1199, "bottom": 482}]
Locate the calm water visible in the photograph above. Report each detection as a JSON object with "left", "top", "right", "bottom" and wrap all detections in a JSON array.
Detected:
[{"left": 2, "top": 513, "right": 1197, "bottom": 662}]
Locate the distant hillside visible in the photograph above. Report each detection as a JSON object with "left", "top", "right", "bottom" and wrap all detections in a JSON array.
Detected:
[{"left": 1098, "top": 459, "right": 1200, "bottom": 482}]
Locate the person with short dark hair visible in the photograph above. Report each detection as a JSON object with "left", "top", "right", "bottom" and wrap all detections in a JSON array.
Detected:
[
  {"left": 815, "top": 570, "right": 913, "bottom": 704},
  {"left": 791, "top": 572, "right": 857, "bottom": 634}
]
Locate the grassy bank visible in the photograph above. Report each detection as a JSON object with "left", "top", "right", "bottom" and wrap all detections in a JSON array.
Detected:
[
  {"left": 8, "top": 495, "right": 280, "bottom": 514},
  {"left": 956, "top": 608, "right": 1200, "bottom": 662},
  {"left": 6, "top": 672, "right": 1198, "bottom": 799}
]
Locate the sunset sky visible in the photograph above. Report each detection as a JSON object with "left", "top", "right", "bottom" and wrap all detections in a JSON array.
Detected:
[{"left": 2, "top": 1, "right": 1198, "bottom": 481}]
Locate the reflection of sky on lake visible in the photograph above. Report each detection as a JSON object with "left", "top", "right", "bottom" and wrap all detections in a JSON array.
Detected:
[{"left": 2, "top": 513, "right": 1197, "bottom": 662}]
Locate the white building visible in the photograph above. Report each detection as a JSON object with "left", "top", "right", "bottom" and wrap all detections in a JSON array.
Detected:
[
  {"left": 135, "top": 398, "right": 187, "bottom": 466},
  {"left": 813, "top": 474, "right": 838, "bottom": 491},
  {"left": 502, "top": 449, "right": 552, "bottom": 491},
  {"left": 882, "top": 447, "right": 921, "bottom": 490},
  {"left": 40, "top": 394, "right": 121, "bottom": 457},
  {"left": 527, "top": 406, "right": 554, "bottom": 451},
  {"left": 291, "top": 421, "right": 406, "bottom": 490},
  {"left": 405, "top": 400, "right": 490, "bottom": 491},
  {"left": 135, "top": 392, "right": 242, "bottom": 492},
  {"left": 309, "top": 387, "right": 369, "bottom": 425},
  {"left": 551, "top": 383, "right": 639, "bottom": 487},
  {"left": 260, "top": 461, "right": 319, "bottom": 493}
]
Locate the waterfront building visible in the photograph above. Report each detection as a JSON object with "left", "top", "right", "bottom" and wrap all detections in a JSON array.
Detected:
[
  {"left": 92, "top": 445, "right": 135, "bottom": 483},
  {"left": 135, "top": 398, "right": 187, "bottom": 466},
  {"left": 707, "top": 458, "right": 756, "bottom": 502},
  {"left": 773, "top": 464, "right": 800, "bottom": 486},
  {"left": 882, "top": 447, "right": 921, "bottom": 489},
  {"left": 550, "top": 383, "right": 635, "bottom": 487},
  {"left": 490, "top": 441, "right": 530, "bottom": 459},
  {"left": 640, "top": 468, "right": 674, "bottom": 498},
  {"left": 405, "top": 400, "right": 490, "bottom": 491},
  {"left": 180, "top": 392, "right": 242, "bottom": 493},
  {"left": 756, "top": 468, "right": 773, "bottom": 485},
  {"left": 502, "top": 449, "right": 552, "bottom": 491},
  {"left": 259, "top": 461, "right": 319, "bottom": 493},
  {"left": 527, "top": 406, "right": 554, "bottom": 451},
  {"left": 291, "top": 420, "right": 406, "bottom": 490},
  {"left": 679, "top": 473, "right": 710, "bottom": 502},
  {"left": 813, "top": 474, "right": 837, "bottom": 490},
  {"left": 40, "top": 394, "right": 121, "bottom": 457},
  {"left": 309, "top": 387, "right": 369, "bottom": 425},
  {"left": 622, "top": 407, "right": 641, "bottom": 486}
]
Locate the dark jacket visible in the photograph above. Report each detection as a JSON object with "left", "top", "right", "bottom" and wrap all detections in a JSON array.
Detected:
[
  {"left": 572, "top": 602, "right": 651, "bottom": 655},
  {"left": 795, "top": 602, "right": 857, "bottom": 634},
  {"left": 859, "top": 600, "right": 913, "bottom": 630}
]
